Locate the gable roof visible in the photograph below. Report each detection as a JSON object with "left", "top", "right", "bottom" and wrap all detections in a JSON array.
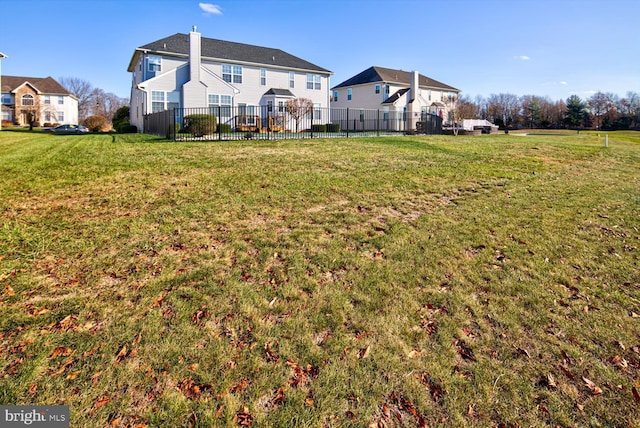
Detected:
[
  {"left": 381, "top": 88, "right": 410, "bottom": 105},
  {"left": 1, "top": 76, "right": 74, "bottom": 97},
  {"left": 128, "top": 33, "right": 331, "bottom": 74},
  {"left": 263, "top": 88, "right": 295, "bottom": 97},
  {"left": 332, "top": 66, "right": 459, "bottom": 92}
]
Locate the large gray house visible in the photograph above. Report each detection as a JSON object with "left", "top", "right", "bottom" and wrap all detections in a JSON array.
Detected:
[{"left": 127, "top": 27, "right": 332, "bottom": 131}]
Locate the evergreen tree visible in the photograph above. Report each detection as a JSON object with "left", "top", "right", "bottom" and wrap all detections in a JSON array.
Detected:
[{"left": 564, "top": 95, "right": 587, "bottom": 129}]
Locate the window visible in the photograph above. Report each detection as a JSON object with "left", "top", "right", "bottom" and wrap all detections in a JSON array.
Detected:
[
  {"left": 267, "top": 100, "right": 273, "bottom": 112},
  {"left": 208, "top": 94, "right": 230, "bottom": 117},
  {"left": 57, "top": 111, "right": 64, "bottom": 122},
  {"left": 278, "top": 101, "right": 284, "bottom": 113},
  {"left": 289, "top": 72, "right": 295, "bottom": 88},
  {"left": 151, "top": 91, "right": 165, "bottom": 113},
  {"left": 1, "top": 93, "right": 10, "bottom": 104},
  {"left": 306, "top": 74, "right": 321, "bottom": 90},
  {"left": 44, "top": 95, "right": 51, "bottom": 105},
  {"left": 220, "top": 95, "right": 231, "bottom": 117},
  {"left": 375, "top": 85, "right": 380, "bottom": 94},
  {"left": 44, "top": 111, "right": 52, "bottom": 122},
  {"left": 233, "top": 65, "right": 242, "bottom": 83},
  {"left": 222, "top": 64, "right": 232, "bottom": 83},
  {"left": 347, "top": 89, "right": 352, "bottom": 101},
  {"left": 385, "top": 85, "right": 389, "bottom": 96},
  {"left": 58, "top": 96, "right": 64, "bottom": 105},
  {"left": 222, "top": 64, "right": 242, "bottom": 83},
  {"left": 21, "top": 94, "right": 34, "bottom": 106},
  {"left": 260, "top": 68, "right": 266, "bottom": 86},
  {"left": 333, "top": 91, "right": 338, "bottom": 102},
  {"left": 2, "top": 110, "right": 11, "bottom": 121},
  {"left": 167, "top": 91, "right": 180, "bottom": 110},
  {"left": 314, "top": 103, "right": 321, "bottom": 120},
  {"left": 428, "top": 90, "right": 431, "bottom": 101},
  {"left": 148, "top": 55, "right": 161, "bottom": 72}
]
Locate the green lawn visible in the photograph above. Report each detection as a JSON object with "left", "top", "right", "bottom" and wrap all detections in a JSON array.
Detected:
[{"left": 1, "top": 130, "right": 639, "bottom": 427}]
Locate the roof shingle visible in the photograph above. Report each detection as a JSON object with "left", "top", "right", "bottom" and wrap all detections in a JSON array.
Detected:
[
  {"left": 133, "top": 33, "right": 330, "bottom": 74},
  {"left": 1, "top": 76, "right": 73, "bottom": 96},
  {"left": 333, "top": 66, "right": 458, "bottom": 92}
]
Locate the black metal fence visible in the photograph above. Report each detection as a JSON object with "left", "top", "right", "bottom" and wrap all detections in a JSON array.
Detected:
[{"left": 143, "top": 106, "right": 442, "bottom": 141}]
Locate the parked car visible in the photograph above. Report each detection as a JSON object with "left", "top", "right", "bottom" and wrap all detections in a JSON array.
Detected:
[{"left": 42, "top": 124, "right": 89, "bottom": 133}]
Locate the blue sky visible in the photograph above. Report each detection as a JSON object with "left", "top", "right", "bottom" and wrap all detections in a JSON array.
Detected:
[{"left": 1, "top": 0, "right": 638, "bottom": 101}]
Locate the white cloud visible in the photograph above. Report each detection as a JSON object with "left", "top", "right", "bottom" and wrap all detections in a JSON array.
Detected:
[
  {"left": 559, "top": 81, "right": 568, "bottom": 85},
  {"left": 513, "top": 55, "right": 531, "bottom": 61},
  {"left": 199, "top": 3, "right": 222, "bottom": 15}
]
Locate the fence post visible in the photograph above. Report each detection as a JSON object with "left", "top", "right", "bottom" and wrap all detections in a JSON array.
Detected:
[
  {"left": 346, "top": 108, "right": 349, "bottom": 138},
  {"left": 310, "top": 106, "right": 314, "bottom": 139},
  {"left": 377, "top": 109, "right": 380, "bottom": 136}
]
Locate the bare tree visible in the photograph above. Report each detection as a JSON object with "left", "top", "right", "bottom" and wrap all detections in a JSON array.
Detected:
[
  {"left": 58, "top": 77, "right": 94, "bottom": 120},
  {"left": 487, "top": 93, "right": 519, "bottom": 129},
  {"left": 455, "top": 95, "right": 478, "bottom": 121},
  {"left": 90, "top": 88, "right": 128, "bottom": 123},
  {"left": 285, "top": 98, "right": 313, "bottom": 132}
]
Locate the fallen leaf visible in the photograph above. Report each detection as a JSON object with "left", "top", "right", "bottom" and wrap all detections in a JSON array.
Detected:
[
  {"left": 187, "top": 363, "right": 199, "bottom": 371},
  {"left": 234, "top": 406, "right": 253, "bottom": 426},
  {"left": 546, "top": 373, "right": 557, "bottom": 389},
  {"left": 115, "top": 344, "right": 128, "bottom": 362},
  {"left": 50, "top": 346, "right": 72, "bottom": 359},
  {"left": 582, "top": 377, "right": 603, "bottom": 395},
  {"left": 95, "top": 395, "right": 110, "bottom": 409},
  {"left": 408, "top": 349, "right": 421, "bottom": 359},
  {"left": 359, "top": 346, "right": 371, "bottom": 359},
  {"left": 66, "top": 370, "right": 81, "bottom": 380},
  {"left": 455, "top": 339, "right": 476, "bottom": 362}
]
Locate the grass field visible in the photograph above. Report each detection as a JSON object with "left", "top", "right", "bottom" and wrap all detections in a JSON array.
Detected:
[{"left": 1, "top": 130, "right": 639, "bottom": 427}]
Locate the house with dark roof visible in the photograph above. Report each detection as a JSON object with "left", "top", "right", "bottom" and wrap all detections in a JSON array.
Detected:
[
  {"left": 1, "top": 75, "right": 78, "bottom": 127},
  {"left": 331, "top": 66, "right": 459, "bottom": 130},
  {"left": 127, "top": 27, "right": 332, "bottom": 131}
]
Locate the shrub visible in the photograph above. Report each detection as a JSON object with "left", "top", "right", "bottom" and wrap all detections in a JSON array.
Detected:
[
  {"left": 183, "top": 114, "right": 216, "bottom": 137},
  {"left": 1, "top": 120, "right": 14, "bottom": 128},
  {"left": 326, "top": 123, "right": 340, "bottom": 132},
  {"left": 118, "top": 124, "right": 137, "bottom": 134},
  {"left": 112, "top": 106, "right": 130, "bottom": 131},
  {"left": 311, "top": 124, "right": 327, "bottom": 133},
  {"left": 43, "top": 122, "right": 60, "bottom": 128},
  {"left": 218, "top": 123, "right": 232, "bottom": 134},
  {"left": 83, "top": 115, "right": 111, "bottom": 132}
]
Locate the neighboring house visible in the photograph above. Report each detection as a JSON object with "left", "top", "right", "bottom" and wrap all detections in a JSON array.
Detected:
[
  {"left": 461, "top": 119, "right": 499, "bottom": 134},
  {"left": 1, "top": 76, "right": 78, "bottom": 126},
  {"left": 127, "top": 27, "right": 332, "bottom": 132},
  {"left": 331, "top": 66, "right": 460, "bottom": 130}
]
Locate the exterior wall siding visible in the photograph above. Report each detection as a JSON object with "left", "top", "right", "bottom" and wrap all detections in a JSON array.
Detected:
[{"left": 131, "top": 57, "right": 330, "bottom": 130}]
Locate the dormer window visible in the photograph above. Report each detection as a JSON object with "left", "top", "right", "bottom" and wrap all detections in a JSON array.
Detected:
[{"left": 21, "top": 94, "right": 34, "bottom": 106}]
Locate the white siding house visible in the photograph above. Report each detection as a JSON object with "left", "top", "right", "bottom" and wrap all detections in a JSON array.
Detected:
[
  {"left": 331, "top": 66, "right": 459, "bottom": 130},
  {"left": 127, "top": 27, "right": 332, "bottom": 131},
  {"left": 1, "top": 75, "right": 78, "bottom": 126}
]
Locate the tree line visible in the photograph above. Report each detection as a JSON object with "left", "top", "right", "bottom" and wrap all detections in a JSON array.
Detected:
[
  {"left": 58, "top": 77, "right": 130, "bottom": 131},
  {"left": 455, "top": 91, "right": 640, "bottom": 130}
]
